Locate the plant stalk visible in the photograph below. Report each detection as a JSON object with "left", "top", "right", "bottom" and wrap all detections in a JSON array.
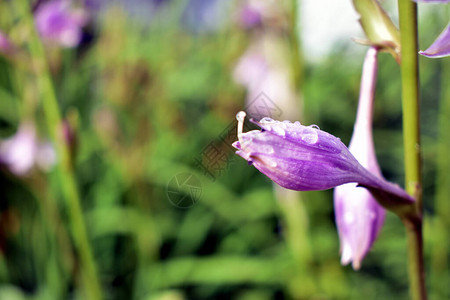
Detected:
[
  {"left": 397, "top": 0, "right": 426, "bottom": 299},
  {"left": 18, "top": 1, "right": 102, "bottom": 299}
]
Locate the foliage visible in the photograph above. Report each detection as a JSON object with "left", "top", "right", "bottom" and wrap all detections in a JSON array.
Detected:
[{"left": 0, "top": 1, "right": 448, "bottom": 299}]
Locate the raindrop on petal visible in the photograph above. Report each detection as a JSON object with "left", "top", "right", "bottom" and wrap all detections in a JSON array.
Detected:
[{"left": 301, "top": 127, "right": 318, "bottom": 144}]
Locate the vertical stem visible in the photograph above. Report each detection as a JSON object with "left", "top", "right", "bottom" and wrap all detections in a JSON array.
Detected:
[
  {"left": 18, "top": 1, "right": 102, "bottom": 299},
  {"left": 398, "top": 0, "right": 421, "bottom": 201},
  {"left": 397, "top": 1, "right": 426, "bottom": 300},
  {"left": 289, "top": 0, "right": 304, "bottom": 92},
  {"left": 403, "top": 217, "right": 427, "bottom": 300}
]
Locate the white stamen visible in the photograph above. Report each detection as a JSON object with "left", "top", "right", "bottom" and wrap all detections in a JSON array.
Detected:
[{"left": 236, "top": 111, "right": 246, "bottom": 146}]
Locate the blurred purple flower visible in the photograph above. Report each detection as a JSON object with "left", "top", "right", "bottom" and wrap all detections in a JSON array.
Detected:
[
  {"left": 233, "top": 39, "right": 300, "bottom": 121},
  {"left": 0, "top": 123, "right": 37, "bottom": 175},
  {"left": 0, "top": 30, "right": 15, "bottom": 55},
  {"left": 234, "top": 51, "right": 268, "bottom": 92},
  {"left": 35, "top": 0, "right": 88, "bottom": 48},
  {"left": 414, "top": 0, "right": 450, "bottom": 58},
  {"left": 235, "top": 1, "right": 284, "bottom": 30},
  {"left": 0, "top": 123, "right": 56, "bottom": 176},
  {"left": 238, "top": 4, "right": 262, "bottom": 29},
  {"left": 232, "top": 112, "right": 413, "bottom": 204},
  {"left": 334, "top": 48, "right": 385, "bottom": 270}
]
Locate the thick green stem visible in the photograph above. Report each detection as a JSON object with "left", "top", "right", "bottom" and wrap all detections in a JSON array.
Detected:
[
  {"left": 403, "top": 217, "right": 427, "bottom": 300},
  {"left": 18, "top": 1, "right": 102, "bottom": 299},
  {"left": 398, "top": 0, "right": 421, "bottom": 201},
  {"left": 397, "top": 1, "right": 426, "bottom": 300}
]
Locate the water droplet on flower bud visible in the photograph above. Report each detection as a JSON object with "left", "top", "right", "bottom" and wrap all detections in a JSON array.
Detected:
[
  {"left": 272, "top": 125, "right": 286, "bottom": 136},
  {"left": 260, "top": 117, "right": 275, "bottom": 124},
  {"left": 301, "top": 127, "right": 319, "bottom": 144}
]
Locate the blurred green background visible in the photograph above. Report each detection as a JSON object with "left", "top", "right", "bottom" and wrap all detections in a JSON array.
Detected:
[{"left": 0, "top": 0, "right": 449, "bottom": 299}]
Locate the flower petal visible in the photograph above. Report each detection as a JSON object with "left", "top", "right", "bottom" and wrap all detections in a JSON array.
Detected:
[
  {"left": 335, "top": 183, "right": 385, "bottom": 269},
  {"left": 419, "top": 23, "right": 450, "bottom": 58},
  {"left": 334, "top": 48, "right": 386, "bottom": 270}
]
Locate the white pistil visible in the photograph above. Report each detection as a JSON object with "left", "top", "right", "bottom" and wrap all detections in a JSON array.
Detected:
[{"left": 236, "top": 111, "right": 246, "bottom": 146}]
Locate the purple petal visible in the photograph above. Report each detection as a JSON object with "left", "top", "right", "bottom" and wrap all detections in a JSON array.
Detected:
[
  {"left": 334, "top": 48, "right": 386, "bottom": 270},
  {"left": 419, "top": 23, "right": 450, "bottom": 58},
  {"left": 334, "top": 183, "right": 385, "bottom": 269}
]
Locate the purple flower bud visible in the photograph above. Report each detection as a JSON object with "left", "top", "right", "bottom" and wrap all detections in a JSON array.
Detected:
[
  {"left": 232, "top": 112, "right": 414, "bottom": 205},
  {"left": 233, "top": 112, "right": 368, "bottom": 191},
  {"left": 334, "top": 48, "right": 385, "bottom": 270},
  {"left": 35, "top": 0, "right": 88, "bottom": 48}
]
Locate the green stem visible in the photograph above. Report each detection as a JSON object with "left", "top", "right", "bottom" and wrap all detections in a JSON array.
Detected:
[
  {"left": 403, "top": 216, "right": 427, "bottom": 300},
  {"left": 18, "top": 1, "right": 102, "bottom": 299},
  {"left": 397, "top": 1, "right": 426, "bottom": 300},
  {"left": 289, "top": 0, "right": 304, "bottom": 92}
]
